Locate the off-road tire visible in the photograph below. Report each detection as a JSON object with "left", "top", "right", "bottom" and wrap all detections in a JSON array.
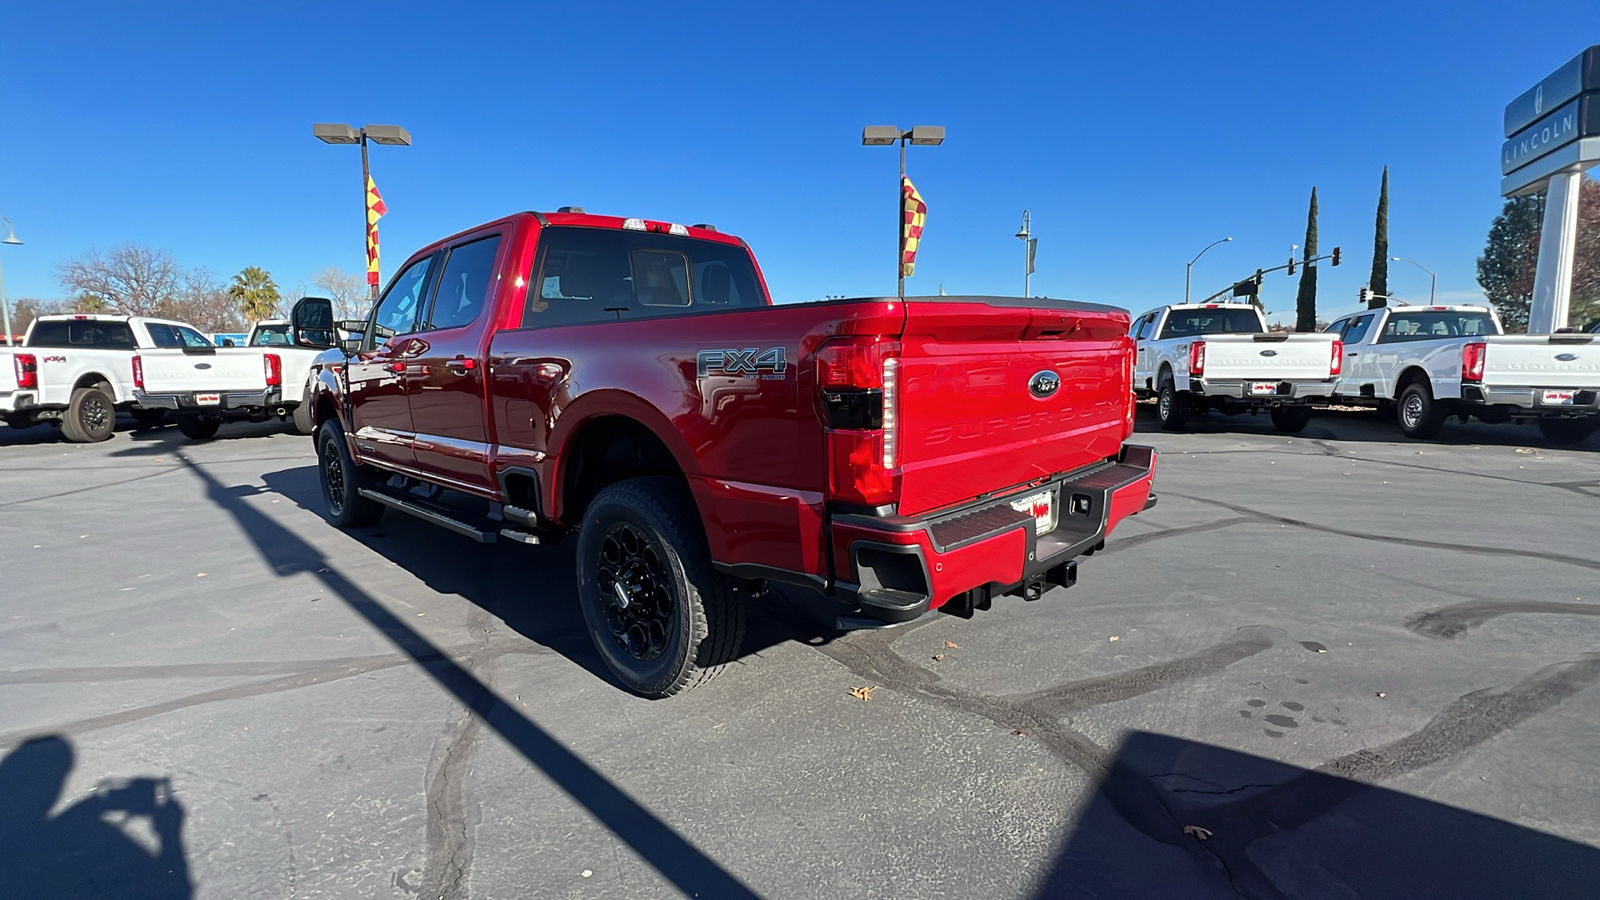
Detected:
[
  {"left": 1396, "top": 382, "right": 1445, "bottom": 439},
  {"left": 1538, "top": 417, "right": 1597, "bottom": 445},
  {"left": 176, "top": 415, "right": 221, "bottom": 441},
  {"left": 1270, "top": 405, "right": 1313, "bottom": 433},
  {"left": 576, "top": 476, "right": 746, "bottom": 698},
  {"left": 1157, "top": 380, "right": 1189, "bottom": 431},
  {"left": 316, "top": 420, "right": 384, "bottom": 527},
  {"left": 61, "top": 383, "right": 116, "bottom": 443},
  {"left": 291, "top": 396, "right": 316, "bottom": 436}
]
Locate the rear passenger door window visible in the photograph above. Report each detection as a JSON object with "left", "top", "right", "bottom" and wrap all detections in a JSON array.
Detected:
[
  {"left": 423, "top": 235, "right": 502, "bottom": 331},
  {"left": 1341, "top": 315, "right": 1374, "bottom": 345}
]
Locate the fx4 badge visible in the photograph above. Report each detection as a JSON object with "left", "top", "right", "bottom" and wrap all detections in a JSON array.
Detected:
[{"left": 696, "top": 347, "right": 788, "bottom": 380}]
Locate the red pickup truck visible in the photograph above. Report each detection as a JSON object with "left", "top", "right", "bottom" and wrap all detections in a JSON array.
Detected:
[{"left": 293, "top": 210, "right": 1156, "bottom": 697}]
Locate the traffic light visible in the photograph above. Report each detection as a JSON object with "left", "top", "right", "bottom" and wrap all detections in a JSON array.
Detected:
[
  {"left": 1359, "top": 287, "right": 1373, "bottom": 303},
  {"left": 1288, "top": 256, "right": 1296, "bottom": 276},
  {"left": 1331, "top": 246, "right": 1342, "bottom": 266}
]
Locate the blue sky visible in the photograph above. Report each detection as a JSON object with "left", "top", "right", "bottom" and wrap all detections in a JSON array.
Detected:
[{"left": 1, "top": 1, "right": 1597, "bottom": 324}]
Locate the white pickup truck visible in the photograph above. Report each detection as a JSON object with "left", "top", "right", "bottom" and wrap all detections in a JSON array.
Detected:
[
  {"left": 0, "top": 315, "right": 209, "bottom": 442},
  {"left": 1131, "top": 302, "right": 1342, "bottom": 432},
  {"left": 1324, "top": 303, "right": 1599, "bottom": 443},
  {"left": 132, "top": 318, "right": 325, "bottom": 440}
]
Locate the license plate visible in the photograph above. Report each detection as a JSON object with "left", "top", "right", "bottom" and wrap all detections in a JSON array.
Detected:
[
  {"left": 1010, "top": 489, "right": 1057, "bottom": 536},
  {"left": 1250, "top": 382, "right": 1278, "bottom": 396},
  {"left": 195, "top": 393, "right": 221, "bottom": 406},
  {"left": 1542, "top": 390, "right": 1575, "bottom": 405}
]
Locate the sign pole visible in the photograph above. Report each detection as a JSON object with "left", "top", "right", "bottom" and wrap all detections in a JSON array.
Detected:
[
  {"left": 361, "top": 132, "right": 377, "bottom": 306},
  {"left": 1527, "top": 168, "right": 1583, "bottom": 333},
  {"left": 898, "top": 136, "right": 906, "bottom": 301}
]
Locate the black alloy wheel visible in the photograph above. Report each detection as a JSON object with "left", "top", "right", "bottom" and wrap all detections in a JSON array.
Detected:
[
  {"left": 316, "top": 420, "right": 383, "bottom": 527},
  {"left": 1157, "top": 380, "right": 1188, "bottom": 431},
  {"left": 576, "top": 477, "right": 745, "bottom": 698},
  {"left": 63, "top": 385, "right": 116, "bottom": 443}
]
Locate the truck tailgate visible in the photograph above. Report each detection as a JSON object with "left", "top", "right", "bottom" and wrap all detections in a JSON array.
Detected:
[
  {"left": 1482, "top": 335, "right": 1600, "bottom": 388},
  {"left": 139, "top": 349, "right": 269, "bottom": 393},
  {"left": 896, "top": 298, "right": 1131, "bottom": 517},
  {"left": 0, "top": 351, "right": 17, "bottom": 394},
  {"left": 1198, "top": 334, "right": 1339, "bottom": 381}
]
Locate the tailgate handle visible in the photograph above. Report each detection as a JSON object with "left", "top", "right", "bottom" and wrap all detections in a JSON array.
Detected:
[
  {"left": 1023, "top": 315, "right": 1080, "bottom": 340},
  {"left": 1251, "top": 334, "right": 1290, "bottom": 342}
]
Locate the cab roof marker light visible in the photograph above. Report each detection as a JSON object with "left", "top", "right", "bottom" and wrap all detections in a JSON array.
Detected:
[
  {"left": 668, "top": 223, "right": 689, "bottom": 236},
  {"left": 622, "top": 218, "right": 647, "bottom": 231}
]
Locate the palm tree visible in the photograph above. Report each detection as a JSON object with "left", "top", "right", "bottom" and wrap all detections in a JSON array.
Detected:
[{"left": 227, "top": 266, "right": 282, "bottom": 323}]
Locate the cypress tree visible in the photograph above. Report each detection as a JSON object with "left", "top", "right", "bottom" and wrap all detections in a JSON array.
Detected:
[
  {"left": 1369, "top": 166, "right": 1389, "bottom": 307},
  {"left": 1295, "top": 187, "right": 1318, "bottom": 331}
]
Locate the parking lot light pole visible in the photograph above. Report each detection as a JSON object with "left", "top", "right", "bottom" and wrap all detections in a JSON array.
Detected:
[
  {"left": 1185, "top": 236, "right": 1232, "bottom": 303},
  {"left": 0, "top": 218, "right": 21, "bottom": 347},
  {"left": 314, "top": 123, "right": 412, "bottom": 304},
  {"left": 1391, "top": 257, "right": 1436, "bottom": 305},
  {"left": 862, "top": 125, "right": 944, "bottom": 300}
]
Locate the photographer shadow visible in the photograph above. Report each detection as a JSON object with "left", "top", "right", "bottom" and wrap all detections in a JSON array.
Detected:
[{"left": 0, "top": 736, "right": 191, "bottom": 899}]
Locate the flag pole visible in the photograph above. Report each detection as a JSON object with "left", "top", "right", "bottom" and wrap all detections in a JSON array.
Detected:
[
  {"left": 898, "top": 134, "right": 906, "bottom": 301},
  {"left": 361, "top": 131, "right": 376, "bottom": 306}
]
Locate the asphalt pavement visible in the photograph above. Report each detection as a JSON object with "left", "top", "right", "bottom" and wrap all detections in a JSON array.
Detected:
[{"left": 1, "top": 407, "right": 1597, "bottom": 899}]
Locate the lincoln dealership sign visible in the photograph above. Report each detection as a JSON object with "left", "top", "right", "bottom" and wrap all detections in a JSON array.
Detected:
[{"left": 1501, "top": 96, "right": 1597, "bottom": 175}]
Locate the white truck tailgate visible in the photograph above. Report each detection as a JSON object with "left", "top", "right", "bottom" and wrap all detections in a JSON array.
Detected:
[
  {"left": 0, "top": 351, "right": 18, "bottom": 394},
  {"left": 1482, "top": 336, "right": 1600, "bottom": 390},
  {"left": 140, "top": 349, "right": 269, "bottom": 393},
  {"left": 1199, "top": 334, "right": 1340, "bottom": 381}
]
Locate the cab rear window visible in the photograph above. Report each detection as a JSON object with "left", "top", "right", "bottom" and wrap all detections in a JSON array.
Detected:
[
  {"left": 1378, "top": 312, "right": 1496, "bottom": 341},
  {"left": 26, "top": 320, "right": 137, "bottom": 349},
  {"left": 1159, "top": 309, "right": 1262, "bottom": 338},
  {"left": 525, "top": 227, "right": 765, "bottom": 327}
]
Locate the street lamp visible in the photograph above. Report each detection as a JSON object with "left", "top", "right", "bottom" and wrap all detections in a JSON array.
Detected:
[
  {"left": 1391, "top": 257, "right": 1436, "bottom": 305},
  {"left": 314, "top": 122, "right": 412, "bottom": 303},
  {"left": 1185, "top": 236, "right": 1232, "bottom": 303},
  {"left": 0, "top": 218, "right": 21, "bottom": 347},
  {"left": 1015, "top": 211, "right": 1037, "bottom": 298},
  {"left": 862, "top": 125, "right": 944, "bottom": 299}
]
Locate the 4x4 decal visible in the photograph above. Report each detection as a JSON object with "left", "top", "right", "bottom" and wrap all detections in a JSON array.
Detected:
[{"left": 696, "top": 347, "right": 787, "bottom": 380}]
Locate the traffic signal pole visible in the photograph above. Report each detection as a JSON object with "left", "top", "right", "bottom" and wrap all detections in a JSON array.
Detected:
[{"left": 1197, "top": 246, "right": 1342, "bottom": 304}]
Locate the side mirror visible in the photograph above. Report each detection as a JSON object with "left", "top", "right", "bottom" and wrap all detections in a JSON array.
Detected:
[
  {"left": 291, "top": 296, "right": 336, "bottom": 349},
  {"left": 222, "top": 339, "right": 236, "bottom": 348}
]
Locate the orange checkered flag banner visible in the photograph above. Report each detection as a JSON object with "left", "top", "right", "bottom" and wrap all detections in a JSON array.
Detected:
[
  {"left": 366, "top": 175, "right": 388, "bottom": 286},
  {"left": 901, "top": 175, "right": 926, "bottom": 277}
]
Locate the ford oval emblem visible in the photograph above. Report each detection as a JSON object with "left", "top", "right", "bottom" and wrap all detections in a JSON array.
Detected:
[
  {"left": 194, "top": 362, "right": 212, "bottom": 369},
  {"left": 1555, "top": 353, "right": 1578, "bottom": 362},
  {"left": 1029, "top": 370, "right": 1061, "bottom": 399},
  {"left": 1259, "top": 349, "right": 1278, "bottom": 357}
]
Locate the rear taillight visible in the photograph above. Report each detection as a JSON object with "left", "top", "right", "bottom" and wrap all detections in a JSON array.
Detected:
[
  {"left": 1189, "top": 340, "right": 1206, "bottom": 376},
  {"left": 815, "top": 337, "right": 900, "bottom": 506},
  {"left": 1330, "top": 340, "right": 1343, "bottom": 376},
  {"left": 15, "top": 353, "right": 38, "bottom": 389},
  {"left": 1462, "top": 342, "right": 1486, "bottom": 382},
  {"left": 131, "top": 355, "right": 143, "bottom": 389},
  {"left": 264, "top": 353, "right": 282, "bottom": 387}
]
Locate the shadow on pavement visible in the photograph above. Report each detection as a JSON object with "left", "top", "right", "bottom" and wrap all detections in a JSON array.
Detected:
[
  {"left": 256, "top": 463, "right": 844, "bottom": 680},
  {"left": 1134, "top": 403, "right": 1599, "bottom": 451},
  {"left": 0, "top": 735, "right": 192, "bottom": 899},
  {"left": 1035, "top": 730, "right": 1600, "bottom": 899},
  {"left": 180, "top": 455, "right": 762, "bottom": 899}
]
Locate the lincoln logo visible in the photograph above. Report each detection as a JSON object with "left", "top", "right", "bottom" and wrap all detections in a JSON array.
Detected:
[
  {"left": 1259, "top": 350, "right": 1278, "bottom": 357},
  {"left": 1029, "top": 370, "right": 1060, "bottom": 398},
  {"left": 1555, "top": 353, "right": 1578, "bottom": 362}
]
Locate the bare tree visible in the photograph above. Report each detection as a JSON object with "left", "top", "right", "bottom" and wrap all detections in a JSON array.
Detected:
[
  {"left": 311, "top": 266, "right": 368, "bottom": 320},
  {"left": 165, "top": 269, "right": 244, "bottom": 333},
  {"left": 9, "top": 298, "right": 69, "bottom": 335},
  {"left": 56, "top": 245, "right": 184, "bottom": 316}
]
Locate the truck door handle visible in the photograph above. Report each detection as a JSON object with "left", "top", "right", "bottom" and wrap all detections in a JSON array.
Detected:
[{"left": 1346, "top": 352, "right": 1358, "bottom": 357}]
